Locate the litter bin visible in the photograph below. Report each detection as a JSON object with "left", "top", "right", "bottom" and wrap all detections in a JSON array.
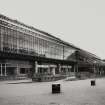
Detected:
[
  {"left": 52, "top": 83, "right": 61, "bottom": 93},
  {"left": 91, "top": 80, "right": 96, "bottom": 86}
]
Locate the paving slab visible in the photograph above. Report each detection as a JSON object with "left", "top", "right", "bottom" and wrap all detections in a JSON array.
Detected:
[{"left": 0, "top": 78, "right": 105, "bottom": 105}]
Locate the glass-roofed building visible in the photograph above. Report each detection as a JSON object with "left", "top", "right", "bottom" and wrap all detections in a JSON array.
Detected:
[{"left": 0, "top": 14, "right": 105, "bottom": 81}]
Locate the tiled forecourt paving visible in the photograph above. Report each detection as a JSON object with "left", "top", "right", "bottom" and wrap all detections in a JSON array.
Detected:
[{"left": 0, "top": 78, "right": 105, "bottom": 105}]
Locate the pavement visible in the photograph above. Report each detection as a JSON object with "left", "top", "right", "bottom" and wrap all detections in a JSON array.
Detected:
[{"left": 0, "top": 78, "right": 105, "bottom": 105}]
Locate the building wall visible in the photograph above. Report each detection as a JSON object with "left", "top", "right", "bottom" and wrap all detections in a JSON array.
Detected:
[
  {"left": 0, "top": 59, "right": 33, "bottom": 79},
  {"left": 0, "top": 15, "right": 77, "bottom": 80}
]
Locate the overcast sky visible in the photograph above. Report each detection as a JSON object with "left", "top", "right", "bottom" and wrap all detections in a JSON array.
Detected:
[{"left": 0, "top": 0, "right": 105, "bottom": 59}]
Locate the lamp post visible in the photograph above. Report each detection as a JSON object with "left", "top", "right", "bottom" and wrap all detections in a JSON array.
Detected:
[{"left": 91, "top": 61, "right": 97, "bottom": 86}]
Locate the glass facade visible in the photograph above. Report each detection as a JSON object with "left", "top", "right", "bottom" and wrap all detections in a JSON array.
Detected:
[
  {"left": 1, "top": 15, "right": 104, "bottom": 81},
  {"left": 0, "top": 18, "right": 76, "bottom": 60},
  {"left": 2, "top": 15, "right": 99, "bottom": 81}
]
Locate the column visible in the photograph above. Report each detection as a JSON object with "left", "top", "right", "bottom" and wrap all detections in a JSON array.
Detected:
[
  {"left": 58, "top": 64, "right": 61, "bottom": 73},
  {"left": 97, "top": 66, "right": 100, "bottom": 75},
  {"left": 93, "top": 66, "right": 96, "bottom": 73},
  {"left": 52, "top": 67, "right": 55, "bottom": 76},
  {"left": 95, "top": 66, "right": 99, "bottom": 75},
  {"left": 73, "top": 64, "right": 78, "bottom": 76},
  {"left": 73, "top": 65, "right": 76, "bottom": 73},
  {"left": 101, "top": 67, "right": 104, "bottom": 76},
  {"left": 0, "top": 64, "right": 3, "bottom": 76},
  {"left": 0, "top": 29, "right": 3, "bottom": 51},
  {"left": 35, "top": 61, "right": 38, "bottom": 74},
  {"left": 16, "top": 64, "right": 20, "bottom": 76},
  {"left": 4, "top": 64, "right": 7, "bottom": 76},
  {"left": 76, "top": 65, "right": 78, "bottom": 73},
  {"left": 48, "top": 66, "right": 50, "bottom": 75},
  {"left": 74, "top": 64, "right": 78, "bottom": 73},
  {"left": 66, "top": 67, "right": 69, "bottom": 75},
  {"left": 68, "top": 66, "right": 71, "bottom": 76}
]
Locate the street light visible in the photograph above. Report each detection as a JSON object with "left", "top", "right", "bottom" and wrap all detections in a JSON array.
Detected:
[{"left": 91, "top": 61, "right": 97, "bottom": 86}]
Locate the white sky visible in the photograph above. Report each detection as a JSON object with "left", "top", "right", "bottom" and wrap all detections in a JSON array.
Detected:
[{"left": 0, "top": 0, "right": 105, "bottom": 59}]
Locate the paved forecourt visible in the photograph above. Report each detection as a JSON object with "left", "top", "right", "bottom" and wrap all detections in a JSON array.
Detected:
[{"left": 0, "top": 78, "right": 105, "bottom": 105}]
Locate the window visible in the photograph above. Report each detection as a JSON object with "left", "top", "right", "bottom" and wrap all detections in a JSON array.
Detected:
[{"left": 20, "top": 68, "right": 26, "bottom": 74}]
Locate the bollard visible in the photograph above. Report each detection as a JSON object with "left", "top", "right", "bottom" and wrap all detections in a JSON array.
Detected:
[
  {"left": 91, "top": 80, "right": 96, "bottom": 86},
  {"left": 52, "top": 83, "right": 61, "bottom": 93}
]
